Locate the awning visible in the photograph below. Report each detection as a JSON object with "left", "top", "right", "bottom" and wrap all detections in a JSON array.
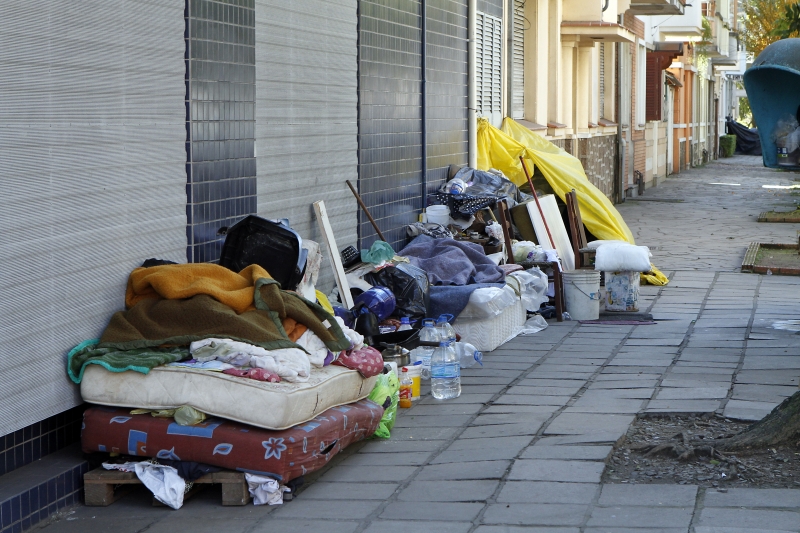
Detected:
[{"left": 561, "top": 21, "right": 635, "bottom": 43}]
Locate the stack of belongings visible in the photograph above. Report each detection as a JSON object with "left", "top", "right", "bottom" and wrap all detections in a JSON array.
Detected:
[{"left": 68, "top": 217, "right": 386, "bottom": 509}]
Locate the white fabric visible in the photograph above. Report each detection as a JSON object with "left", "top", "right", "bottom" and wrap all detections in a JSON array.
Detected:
[
  {"left": 594, "top": 242, "right": 652, "bottom": 272},
  {"left": 134, "top": 463, "right": 185, "bottom": 510},
  {"left": 190, "top": 338, "right": 311, "bottom": 382},
  {"left": 102, "top": 462, "right": 139, "bottom": 473},
  {"left": 81, "top": 364, "right": 378, "bottom": 430},
  {"left": 335, "top": 316, "right": 364, "bottom": 352},
  {"left": 585, "top": 239, "right": 627, "bottom": 250},
  {"left": 294, "top": 328, "right": 330, "bottom": 367},
  {"left": 245, "top": 474, "right": 289, "bottom": 506},
  {"left": 103, "top": 462, "right": 186, "bottom": 510}
]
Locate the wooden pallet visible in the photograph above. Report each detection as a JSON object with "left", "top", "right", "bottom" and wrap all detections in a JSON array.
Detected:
[{"left": 84, "top": 468, "right": 250, "bottom": 507}]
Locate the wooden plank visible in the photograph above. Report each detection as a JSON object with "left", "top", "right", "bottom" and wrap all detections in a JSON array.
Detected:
[
  {"left": 313, "top": 200, "right": 354, "bottom": 309},
  {"left": 84, "top": 468, "right": 251, "bottom": 507}
]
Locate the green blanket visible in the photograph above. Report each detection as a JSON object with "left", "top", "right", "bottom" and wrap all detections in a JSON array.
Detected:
[{"left": 67, "top": 277, "right": 351, "bottom": 384}]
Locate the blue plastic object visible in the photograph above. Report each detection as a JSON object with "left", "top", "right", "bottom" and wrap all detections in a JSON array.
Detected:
[
  {"left": 743, "top": 38, "right": 800, "bottom": 169},
  {"left": 353, "top": 286, "right": 396, "bottom": 322}
]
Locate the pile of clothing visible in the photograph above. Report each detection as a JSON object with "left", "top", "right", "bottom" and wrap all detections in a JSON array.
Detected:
[{"left": 68, "top": 260, "right": 385, "bottom": 509}]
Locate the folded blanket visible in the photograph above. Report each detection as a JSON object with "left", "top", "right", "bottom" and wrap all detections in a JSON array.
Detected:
[
  {"left": 68, "top": 264, "right": 351, "bottom": 383},
  {"left": 398, "top": 235, "right": 505, "bottom": 286}
]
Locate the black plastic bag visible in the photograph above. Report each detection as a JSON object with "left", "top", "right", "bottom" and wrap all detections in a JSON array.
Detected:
[{"left": 364, "top": 266, "right": 427, "bottom": 320}]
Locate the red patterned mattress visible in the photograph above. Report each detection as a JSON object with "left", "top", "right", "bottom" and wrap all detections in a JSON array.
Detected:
[{"left": 81, "top": 399, "right": 383, "bottom": 482}]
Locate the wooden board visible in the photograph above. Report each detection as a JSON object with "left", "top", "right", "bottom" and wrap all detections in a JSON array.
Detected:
[
  {"left": 313, "top": 200, "right": 355, "bottom": 309},
  {"left": 84, "top": 468, "right": 250, "bottom": 507},
  {"left": 525, "top": 195, "right": 575, "bottom": 271}
]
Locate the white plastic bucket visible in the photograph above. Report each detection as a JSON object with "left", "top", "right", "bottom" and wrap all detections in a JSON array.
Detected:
[
  {"left": 426, "top": 205, "right": 450, "bottom": 226},
  {"left": 562, "top": 270, "right": 601, "bottom": 321}
]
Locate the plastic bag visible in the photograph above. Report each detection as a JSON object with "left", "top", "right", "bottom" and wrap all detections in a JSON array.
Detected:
[
  {"left": 395, "top": 262, "right": 430, "bottom": 315},
  {"left": 512, "top": 241, "right": 546, "bottom": 263},
  {"left": 361, "top": 240, "right": 395, "bottom": 265},
  {"left": 502, "top": 314, "right": 549, "bottom": 344},
  {"left": 594, "top": 242, "right": 651, "bottom": 272},
  {"left": 458, "top": 285, "right": 518, "bottom": 318},
  {"left": 364, "top": 266, "right": 427, "bottom": 320},
  {"left": 508, "top": 269, "right": 549, "bottom": 312},
  {"left": 367, "top": 372, "right": 400, "bottom": 439}
]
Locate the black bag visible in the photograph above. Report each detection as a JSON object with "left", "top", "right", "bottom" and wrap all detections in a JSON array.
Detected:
[
  {"left": 364, "top": 266, "right": 427, "bottom": 320},
  {"left": 219, "top": 216, "right": 307, "bottom": 291}
]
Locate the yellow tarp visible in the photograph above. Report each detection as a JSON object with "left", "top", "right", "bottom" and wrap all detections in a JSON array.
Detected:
[{"left": 478, "top": 117, "right": 668, "bottom": 286}]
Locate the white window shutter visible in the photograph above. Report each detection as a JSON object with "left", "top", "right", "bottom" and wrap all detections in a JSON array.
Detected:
[{"left": 476, "top": 12, "right": 503, "bottom": 127}]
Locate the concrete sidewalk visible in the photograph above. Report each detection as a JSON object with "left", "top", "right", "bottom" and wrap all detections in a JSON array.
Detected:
[{"left": 39, "top": 157, "right": 800, "bottom": 533}]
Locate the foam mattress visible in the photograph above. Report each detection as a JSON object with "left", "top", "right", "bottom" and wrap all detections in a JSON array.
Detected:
[
  {"left": 81, "top": 364, "right": 378, "bottom": 430},
  {"left": 81, "top": 399, "right": 383, "bottom": 481}
]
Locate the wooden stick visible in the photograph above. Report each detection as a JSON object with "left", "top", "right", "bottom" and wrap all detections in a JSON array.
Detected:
[
  {"left": 346, "top": 180, "right": 386, "bottom": 242},
  {"left": 313, "top": 201, "right": 355, "bottom": 309},
  {"left": 519, "top": 156, "right": 556, "bottom": 249}
]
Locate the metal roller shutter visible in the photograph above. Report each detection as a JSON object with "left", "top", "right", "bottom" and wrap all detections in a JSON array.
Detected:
[
  {"left": 254, "top": 0, "right": 358, "bottom": 290},
  {"left": 512, "top": 0, "right": 525, "bottom": 120},
  {"left": 0, "top": 0, "right": 187, "bottom": 436}
]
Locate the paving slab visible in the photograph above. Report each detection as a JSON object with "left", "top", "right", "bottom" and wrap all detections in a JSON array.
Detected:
[
  {"left": 597, "top": 484, "right": 698, "bottom": 507},
  {"left": 704, "top": 488, "right": 800, "bottom": 508},
  {"left": 723, "top": 399, "right": 778, "bottom": 421},
  {"left": 268, "top": 499, "right": 383, "bottom": 520},
  {"left": 481, "top": 503, "right": 590, "bottom": 526},
  {"left": 474, "top": 527, "right": 579, "bottom": 533},
  {"left": 397, "top": 480, "right": 499, "bottom": 502},
  {"left": 250, "top": 520, "right": 360, "bottom": 533},
  {"left": 519, "top": 444, "right": 613, "bottom": 461},
  {"left": 654, "top": 387, "right": 729, "bottom": 400},
  {"left": 586, "top": 506, "right": 694, "bottom": 528},
  {"left": 544, "top": 413, "right": 634, "bottom": 436},
  {"left": 693, "top": 527, "right": 796, "bottom": 533},
  {"left": 362, "top": 521, "right": 474, "bottom": 533},
  {"left": 646, "top": 399, "right": 721, "bottom": 413},
  {"left": 696, "top": 508, "right": 800, "bottom": 531},
  {"left": 730, "top": 384, "right": 798, "bottom": 402},
  {"left": 315, "top": 465, "right": 417, "bottom": 483},
  {"left": 496, "top": 481, "right": 598, "bottom": 504},
  {"left": 508, "top": 459, "right": 605, "bottom": 483},
  {"left": 298, "top": 482, "right": 399, "bottom": 501},
  {"left": 379, "top": 501, "right": 484, "bottom": 521},
  {"left": 415, "top": 460, "right": 510, "bottom": 480}
]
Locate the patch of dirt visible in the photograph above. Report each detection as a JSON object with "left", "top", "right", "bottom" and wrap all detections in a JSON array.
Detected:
[
  {"left": 604, "top": 415, "right": 800, "bottom": 489},
  {"left": 755, "top": 247, "right": 800, "bottom": 273},
  {"left": 758, "top": 208, "right": 800, "bottom": 223}
]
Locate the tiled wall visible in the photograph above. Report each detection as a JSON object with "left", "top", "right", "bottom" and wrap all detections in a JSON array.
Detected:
[
  {"left": 0, "top": 406, "right": 84, "bottom": 478},
  {"left": 578, "top": 134, "right": 616, "bottom": 199},
  {"left": 0, "top": 462, "right": 88, "bottom": 533},
  {"left": 357, "top": 0, "right": 469, "bottom": 251},
  {"left": 186, "top": 0, "right": 258, "bottom": 263}
]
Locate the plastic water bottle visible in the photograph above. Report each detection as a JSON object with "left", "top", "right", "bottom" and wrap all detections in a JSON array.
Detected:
[
  {"left": 397, "top": 317, "right": 413, "bottom": 331},
  {"left": 454, "top": 342, "right": 483, "bottom": 368},
  {"left": 436, "top": 314, "right": 456, "bottom": 346},
  {"left": 431, "top": 341, "right": 461, "bottom": 399},
  {"left": 411, "top": 318, "right": 440, "bottom": 380}
]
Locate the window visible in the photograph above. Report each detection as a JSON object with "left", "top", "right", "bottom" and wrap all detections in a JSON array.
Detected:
[
  {"left": 476, "top": 12, "right": 503, "bottom": 127},
  {"left": 636, "top": 42, "right": 646, "bottom": 126}
]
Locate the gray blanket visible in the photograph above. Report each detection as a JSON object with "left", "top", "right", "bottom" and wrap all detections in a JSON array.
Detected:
[{"left": 398, "top": 235, "right": 506, "bottom": 286}]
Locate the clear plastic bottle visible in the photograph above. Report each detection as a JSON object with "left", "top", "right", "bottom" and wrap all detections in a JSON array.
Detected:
[
  {"left": 399, "top": 368, "right": 413, "bottom": 408},
  {"left": 454, "top": 342, "right": 483, "bottom": 368},
  {"left": 431, "top": 341, "right": 461, "bottom": 400},
  {"left": 397, "top": 317, "right": 412, "bottom": 331},
  {"left": 436, "top": 314, "right": 456, "bottom": 346},
  {"left": 411, "top": 318, "right": 440, "bottom": 380}
]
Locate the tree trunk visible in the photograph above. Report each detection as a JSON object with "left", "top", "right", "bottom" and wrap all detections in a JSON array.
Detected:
[{"left": 714, "top": 390, "right": 800, "bottom": 452}]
